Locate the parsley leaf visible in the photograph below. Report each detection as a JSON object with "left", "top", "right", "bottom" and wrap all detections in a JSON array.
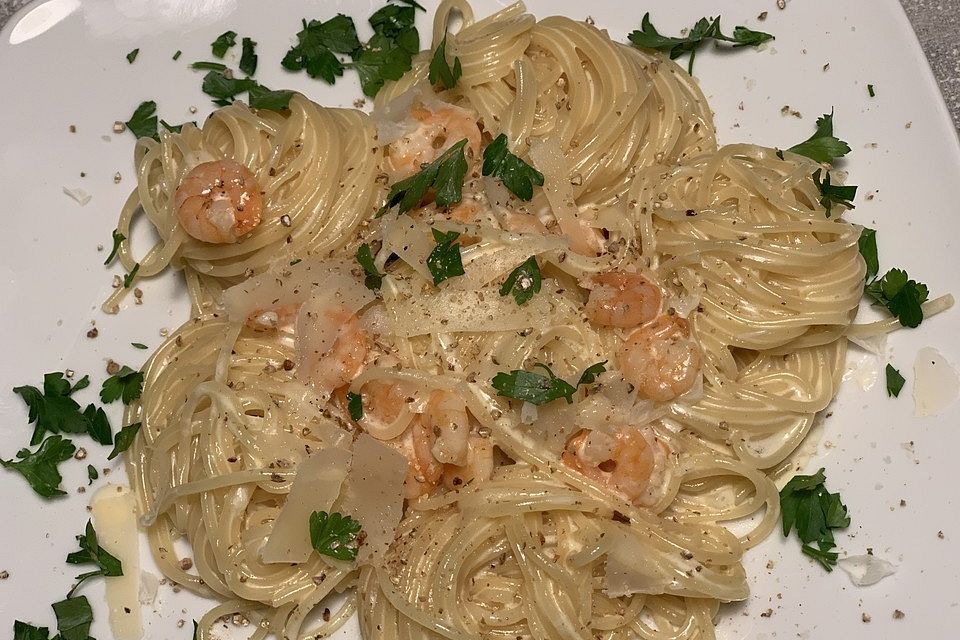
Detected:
[
  {"left": 160, "top": 119, "right": 194, "bottom": 133},
  {"left": 239, "top": 37, "right": 258, "bottom": 75},
  {"left": 864, "top": 268, "right": 929, "bottom": 328},
  {"left": 14, "top": 372, "right": 92, "bottom": 445},
  {"left": 576, "top": 361, "right": 608, "bottom": 386},
  {"left": 201, "top": 70, "right": 255, "bottom": 105},
  {"left": 351, "top": 31, "right": 418, "bottom": 97},
  {"left": 66, "top": 520, "right": 124, "bottom": 597},
  {"left": 126, "top": 49, "right": 139, "bottom": 64},
  {"left": 82, "top": 404, "right": 113, "bottom": 446},
  {"left": 390, "top": 0, "right": 426, "bottom": 9},
  {"left": 482, "top": 134, "right": 545, "bottom": 201},
  {"left": 309, "top": 510, "right": 362, "bottom": 561},
  {"left": 211, "top": 30, "right": 237, "bottom": 58},
  {"left": 87, "top": 464, "right": 98, "bottom": 485},
  {"left": 51, "top": 596, "right": 93, "bottom": 640},
  {"left": 346, "top": 391, "right": 363, "bottom": 421},
  {"left": 282, "top": 15, "right": 361, "bottom": 83},
  {"left": 499, "top": 256, "right": 542, "bottom": 305},
  {"left": 426, "top": 228, "right": 465, "bottom": 285},
  {"left": 1, "top": 435, "right": 76, "bottom": 498},
  {"left": 124, "top": 100, "right": 159, "bottom": 142},
  {"left": 858, "top": 227, "right": 878, "bottom": 282},
  {"left": 190, "top": 61, "right": 228, "bottom": 71},
  {"left": 108, "top": 422, "right": 141, "bottom": 460},
  {"left": 131, "top": 342, "right": 148, "bottom": 350},
  {"left": 379, "top": 139, "right": 469, "bottom": 215},
  {"left": 100, "top": 366, "right": 144, "bottom": 405},
  {"left": 784, "top": 111, "right": 851, "bottom": 164},
  {"left": 886, "top": 364, "right": 905, "bottom": 398},
  {"left": 104, "top": 229, "right": 125, "bottom": 266},
  {"left": 779, "top": 468, "right": 849, "bottom": 571},
  {"left": 492, "top": 364, "right": 578, "bottom": 405},
  {"left": 812, "top": 168, "right": 856, "bottom": 217},
  {"left": 628, "top": 13, "right": 773, "bottom": 74},
  {"left": 247, "top": 84, "right": 295, "bottom": 111},
  {"left": 13, "top": 620, "right": 49, "bottom": 640},
  {"left": 123, "top": 262, "right": 140, "bottom": 288},
  {"left": 356, "top": 243, "right": 383, "bottom": 290},
  {"left": 172, "top": 50, "right": 182, "bottom": 61},
  {"left": 868, "top": 84, "right": 876, "bottom": 98},
  {"left": 428, "top": 35, "right": 462, "bottom": 90}
]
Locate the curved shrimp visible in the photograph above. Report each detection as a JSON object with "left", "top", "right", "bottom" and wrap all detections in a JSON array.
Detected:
[
  {"left": 349, "top": 380, "right": 417, "bottom": 441},
  {"left": 618, "top": 315, "right": 701, "bottom": 402},
  {"left": 175, "top": 159, "right": 263, "bottom": 244},
  {"left": 297, "top": 305, "right": 369, "bottom": 394},
  {"left": 388, "top": 420, "right": 444, "bottom": 500},
  {"left": 422, "top": 390, "right": 470, "bottom": 465},
  {"left": 561, "top": 428, "right": 670, "bottom": 507},
  {"left": 384, "top": 103, "right": 482, "bottom": 181},
  {"left": 501, "top": 211, "right": 548, "bottom": 235},
  {"left": 557, "top": 217, "right": 606, "bottom": 257},
  {"left": 584, "top": 271, "right": 662, "bottom": 328}
]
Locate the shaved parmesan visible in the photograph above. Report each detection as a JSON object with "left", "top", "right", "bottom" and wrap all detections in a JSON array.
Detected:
[
  {"left": 380, "top": 213, "right": 435, "bottom": 282},
  {"left": 913, "top": 347, "right": 959, "bottom": 417},
  {"left": 838, "top": 554, "right": 897, "bottom": 586},
  {"left": 334, "top": 434, "right": 407, "bottom": 564},
  {"left": 260, "top": 447, "right": 352, "bottom": 564},
  {"left": 91, "top": 485, "right": 142, "bottom": 640},
  {"left": 603, "top": 529, "right": 670, "bottom": 597},
  {"left": 63, "top": 186, "right": 92, "bottom": 206}
]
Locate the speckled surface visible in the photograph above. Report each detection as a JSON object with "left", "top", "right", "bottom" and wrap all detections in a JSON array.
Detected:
[{"left": 1, "top": 0, "right": 958, "bottom": 129}]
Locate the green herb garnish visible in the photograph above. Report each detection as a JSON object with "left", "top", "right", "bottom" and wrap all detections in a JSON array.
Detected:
[
  {"left": 211, "top": 30, "right": 237, "bottom": 58},
  {"left": 131, "top": 342, "right": 148, "bottom": 350},
  {"left": 784, "top": 111, "right": 851, "bottom": 165},
  {"left": 239, "top": 37, "right": 258, "bottom": 75},
  {"left": 86, "top": 465, "right": 98, "bottom": 485},
  {"left": 868, "top": 84, "right": 876, "bottom": 98},
  {"left": 379, "top": 139, "right": 468, "bottom": 215},
  {"left": 779, "top": 468, "right": 849, "bottom": 571},
  {"left": 628, "top": 13, "right": 774, "bottom": 74},
  {"left": 492, "top": 364, "right": 578, "bottom": 406},
  {"left": 812, "top": 168, "right": 856, "bottom": 217},
  {"left": 108, "top": 422, "right": 141, "bottom": 461},
  {"left": 160, "top": 119, "right": 193, "bottom": 134},
  {"left": 1, "top": 435, "right": 76, "bottom": 498},
  {"left": 858, "top": 227, "right": 878, "bottom": 282},
  {"left": 865, "top": 268, "right": 929, "bottom": 328},
  {"left": 499, "top": 256, "right": 542, "bottom": 305},
  {"left": 124, "top": 100, "right": 159, "bottom": 141},
  {"left": 190, "top": 61, "right": 228, "bottom": 71},
  {"left": 172, "top": 50, "right": 182, "bottom": 61},
  {"left": 309, "top": 510, "right": 362, "bottom": 561},
  {"left": 13, "top": 620, "right": 49, "bottom": 640},
  {"left": 126, "top": 49, "right": 139, "bottom": 64},
  {"left": 100, "top": 366, "right": 144, "bottom": 405},
  {"left": 51, "top": 596, "right": 93, "bottom": 640},
  {"left": 282, "top": 15, "right": 361, "bottom": 83},
  {"left": 247, "top": 84, "right": 295, "bottom": 111},
  {"left": 482, "top": 134, "right": 545, "bottom": 201},
  {"left": 201, "top": 70, "right": 255, "bottom": 105},
  {"left": 426, "top": 229, "right": 465, "bottom": 285},
  {"left": 66, "top": 520, "right": 123, "bottom": 597},
  {"left": 14, "top": 372, "right": 93, "bottom": 445},
  {"left": 350, "top": 4, "right": 420, "bottom": 97},
  {"left": 886, "top": 364, "right": 905, "bottom": 398},
  {"left": 346, "top": 391, "right": 363, "bottom": 421},
  {"left": 428, "top": 34, "right": 462, "bottom": 90},
  {"left": 104, "top": 229, "right": 125, "bottom": 266},
  {"left": 576, "top": 361, "right": 608, "bottom": 386},
  {"left": 81, "top": 404, "right": 112, "bottom": 446},
  {"left": 123, "top": 262, "right": 140, "bottom": 288},
  {"left": 356, "top": 243, "right": 383, "bottom": 290}
]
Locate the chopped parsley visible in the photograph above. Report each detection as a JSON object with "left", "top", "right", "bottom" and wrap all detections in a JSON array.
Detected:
[
  {"left": 282, "top": 15, "right": 362, "bottom": 83},
  {"left": 628, "top": 13, "right": 774, "bottom": 74},
  {"left": 131, "top": 342, "right": 148, "bottom": 350},
  {"left": 172, "top": 50, "right": 182, "bottom": 61},
  {"left": 379, "top": 139, "right": 469, "bottom": 215},
  {"left": 123, "top": 262, "right": 140, "bottom": 288},
  {"left": 865, "top": 268, "right": 929, "bottom": 328},
  {"left": 493, "top": 361, "right": 608, "bottom": 405},
  {"left": 428, "top": 34, "right": 462, "bottom": 90},
  {"left": 124, "top": 100, "right": 159, "bottom": 141},
  {"left": 126, "top": 49, "right": 139, "bottom": 64},
  {"left": 482, "top": 134, "right": 545, "bottom": 201},
  {"left": 51, "top": 595, "right": 93, "bottom": 640},
  {"left": 350, "top": 4, "right": 420, "bottom": 97},
  {"left": 346, "top": 391, "right": 363, "bottom": 421},
  {"left": 211, "top": 30, "right": 237, "bottom": 58},
  {"left": 82, "top": 404, "right": 113, "bottom": 446},
  {"left": 104, "top": 229, "right": 125, "bottom": 266},
  {"left": 857, "top": 227, "right": 878, "bottom": 282},
  {"left": 426, "top": 229, "right": 465, "bottom": 285},
  {"left": 190, "top": 61, "right": 228, "bottom": 71},
  {"left": 779, "top": 468, "right": 850, "bottom": 571},
  {"left": 13, "top": 620, "right": 49, "bottom": 640},
  {"left": 1, "top": 435, "right": 76, "bottom": 498},
  {"left": 783, "top": 111, "right": 851, "bottom": 165},
  {"left": 100, "top": 366, "right": 144, "bottom": 405},
  {"left": 247, "top": 84, "right": 295, "bottom": 111},
  {"left": 356, "top": 243, "right": 383, "bottom": 290},
  {"left": 240, "top": 37, "right": 258, "bottom": 75},
  {"left": 160, "top": 119, "right": 193, "bottom": 133},
  {"left": 108, "top": 422, "right": 142, "bottom": 461},
  {"left": 309, "top": 510, "right": 362, "bottom": 561},
  {"left": 201, "top": 71, "right": 294, "bottom": 111},
  {"left": 86, "top": 464, "right": 98, "bottom": 485},
  {"left": 576, "top": 361, "right": 608, "bottom": 386},
  {"left": 499, "top": 256, "right": 542, "bottom": 305},
  {"left": 868, "top": 84, "right": 876, "bottom": 98},
  {"left": 886, "top": 364, "right": 905, "bottom": 398},
  {"left": 812, "top": 168, "right": 856, "bottom": 217},
  {"left": 13, "top": 372, "right": 94, "bottom": 445},
  {"left": 66, "top": 520, "right": 123, "bottom": 597}
]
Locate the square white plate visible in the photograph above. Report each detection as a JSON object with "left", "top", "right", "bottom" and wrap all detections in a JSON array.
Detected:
[{"left": 1, "top": 0, "right": 958, "bottom": 638}]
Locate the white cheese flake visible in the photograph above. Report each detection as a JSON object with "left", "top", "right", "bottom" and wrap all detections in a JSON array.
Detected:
[
  {"left": 63, "top": 186, "right": 92, "bottom": 206},
  {"left": 913, "top": 347, "right": 959, "bottom": 417},
  {"left": 838, "top": 554, "right": 897, "bottom": 586}
]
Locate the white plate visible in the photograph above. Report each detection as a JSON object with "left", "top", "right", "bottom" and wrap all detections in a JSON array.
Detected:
[{"left": 1, "top": 0, "right": 958, "bottom": 638}]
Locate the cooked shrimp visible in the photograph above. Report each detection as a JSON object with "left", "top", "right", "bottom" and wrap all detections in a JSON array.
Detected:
[
  {"left": 175, "top": 159, "right": 263, "bottom": 244},
  {"left": 501, "top": 211, "right": 548, "bottom": 235},
  {"left": 561, "top": 428, "right": 670, "bottom": 507},
  {"left": 353, "top": 380, "right": 417, "bottom": 441},
  {"left": 388, "top": 420, "right": 444, "bottom": 500},
  {"left": 245, "top": 303, "right": 300, "bottom": 332},
  {"left": 442, "top": 436, "right": 494, "bottom": 490},
  {"left": 584, "top": 271, "right": 662, "bottom": 328},
  {"left": 618, "top": 315, "right": 701, "bottom": 402},
  {"left": 385, "top": 103, "right": 482, "bottom": 181},
  {"left": 297, "top": 305, "right": 369, "bottom": 394},
  {"left": 557, "top": 216, "right": 606, "bottom": 257},
  {"left": 422, "top": 390, "right": 470, "bottom": 465}
]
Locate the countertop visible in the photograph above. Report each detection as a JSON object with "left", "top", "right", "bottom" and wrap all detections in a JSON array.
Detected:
[{"left": 1, "top": 0, "right": 958, "bottom": 130}]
